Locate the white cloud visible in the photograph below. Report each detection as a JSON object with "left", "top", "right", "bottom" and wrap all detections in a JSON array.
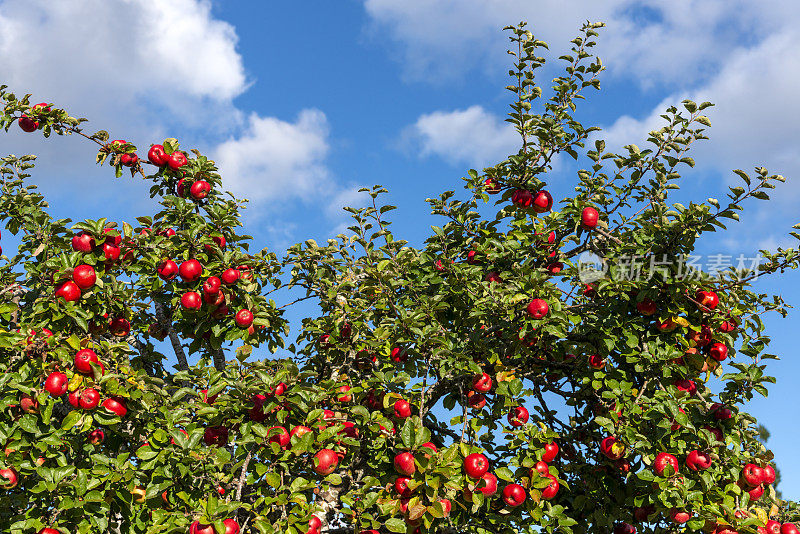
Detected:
[
  {"left": 0, "top": 0, "right": 247, "bottom": 131},
  {"left": 362, "top": 0, "right": 799, "bottom": 89},
  {"left": 403, "top": 105, "right": 519, "bottom": 168}
]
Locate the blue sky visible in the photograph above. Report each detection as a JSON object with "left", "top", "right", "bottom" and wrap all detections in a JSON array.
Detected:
[{"left": 1, "top": 0, "right": 799, "bottom": 499}]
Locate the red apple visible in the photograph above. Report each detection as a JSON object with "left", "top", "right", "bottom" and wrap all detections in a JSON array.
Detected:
[
  {"left": 600, "top": 436, "right": 624, "bottom": 460},
  {"left": 526, "top": 298, "right": 549, "bottom": 319},
  {"left": 484, "top": 177, "right": 501, "bottom": 194},
  {"left": 654, "top": 452, "right": 679, "bottom": 476},
  {"left": 203, "top": 426, "right": 229, "bottom": 447},
  {"left": 55, "top": 280, "right": 81, "bottom": 302},
  {"left": 709, "top": 342, "right": 728, "bottom": 362},
  {"left": 762, "top": 465, "right": 776, "bottom": 484},
  {"left": 748, "top": 484, "right": 764, "bottom": 501},
  {"left": 190, "top": 522, "right": 215, "bottom": 534},
  {"left": 742, "top": 463, "right": 765, "bottom": 487},
  {"left": 72, "top": 232, "right": 96, "bottom": 252},
  {"left": 0, "top": 467, "right": 18, "bottom": 488},
  {"left": 696, "top": 290, "right": 719, "bottom": 310},
  {"left": 581, "top": 206, "right": 599, "bottom": 229},
  {"left": 782, "top": 524, "right": 799, "bottom": 534},
  {"left": 167, "top": 151, "right": 188, "bottom": 170},
  {"left": 390, "top": 347, "right": 408, "bottom": 362},
  {"left": 74, "top": 348, "right": 99, "bottom": 374},
  {"left": 158, "top": 259, "right": 179, "bottom": 280},
  {"left": 235, "top": 309, "right": 254, "bottom": 328},
  {"left": 190, "top": 180, "right": 211, "bottom": 200},
  {"left": 765, "top": 521, "right": 782, "bottom": 534},
  {"left": 685, "top": 450, "right": 712, "bottom": 471},
  {"left": 181, "top": 291, "right": 202, "bottom": 310},
  {"left": 79, "top": 388, "right": 100, "bottom": 410},
  {"left": 464, "top": 453, "right": 489, "bottom": 479},
  {"left": 511, "top": 189, "right": 533, "bottom": 207},
  {"left": 542, "top": 441, "right": 558, "bottom": 462},
  {"left": 542, "top": 474, "right": 560, "bottom": 499},
  {"left": 222, "top": 518, "right": 240, "bottom": 534},
  {"left": 588, "top": 354, "right": 605, "bottom": 369},
  {"left": 474, "top": 471, "right": 497, "bottom": 496},
  {"left": 507, "top": 406, "right": 529, "bottom": 427},
  {"left": 467, "top": 391, "right": 486, "bottom": 410},
  {"left": 87, "top": 428, "right": 105, "bottom": 445},
  {"left": 148, "top": 144, "right": 168, "bottom": 166},
  {"left": 179, "top": 259, "right": 203, "bottom": 282},
  {"left": 670, "top": 509, "right": 691, "bottom": 524},
  {"left": 394, "top": 451, "right": 416, "bottom": 476},
  {"left": 531, "top": 190, "right": 553, "bottom": 213},
  {"left": 313, "top": 448, "right": 339, "bottom": 475},
  {"left": 614, "top": 522, "right": 637, "bottom": 534},
  {"left": 220, "top": 268, "right": 240, "bottom": 286},
  {"left": 44, "top": 372, "right": 68, "bottom": 396},
  {"left": 471, "top": 372, "right": 492, "bottom": 393},
  {"left": 18, "top": 115, "right": 39, "bottom": 132},
  {"left": 102, "top": 396, "right": 127, "bottom": 417},
  {"left": 267, "top": 426, "right": 290, "bottom": 448},
  {"left": 394, "top": 476, "right": 412, "bottom": 497},
  {"left": 502, "top": 483, "right": 526, "bottom": 506},
  {"left": 394, "top": 399, "right": 411, "bottom": 419}
]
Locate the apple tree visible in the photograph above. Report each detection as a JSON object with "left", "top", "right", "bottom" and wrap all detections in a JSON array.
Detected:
[{"left": 0, "top": 19, "right": 799, "bottom": 534}]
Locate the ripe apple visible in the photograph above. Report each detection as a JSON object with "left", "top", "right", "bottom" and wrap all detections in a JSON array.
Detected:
[
  {"left": 267, "top": 426, "right": 290, "bottom": 448},
  {"left": 394, "top": 476, "right": 412, "bottom": 497},
  {"left": 18, "top": 115, "right": 39, "bottom": 132},
  {"left": 44, "top": 372, "right": 68, "bottom": 396},
  {"left": 204, "top": 289, "right": 226, "bottom": 306},
  {"left": 102, "top": 396, "right": 127, "bottom": 417},
  {"left": 719, "top": 317, "right": 738, "bottom": 333},
  {"left": 290, "top": 426, "right": 313, "bottom": 442},
  {"left": 507, "top": 406, "right": 529, "bottom": 427},
  {"left": 235, "top": 309, "right": 254, "bottom": 328},
  {"left": 546, "top": 261, "right": 564, "bottom": 274},
  {"left": 37, "top": 530, "right": 61, "bottom": 534},
  {"left": 531, "top": 190, "right": 553, "bottom": 213},
  {"left": 147, "top": 144, "right": 168, "bottom": 166},
  {"left": 464, "top": 453, "right": 489, "bottom": 479},
  {"left": 394, "top": 452, "right": 416, "bottom": 476},
  {"left": 526, "top": 298, "right": 549, "bottom": 319},
  {"left": 765, "top": 521, "right": 782, "bottom": 534},
  {"left": 709, "top": 342, "right": 728, "bottom": 362},
  {"left": 68, "top": 390, "right": 81, "bottom": 408},
  {"left": 467, "top": 391, "right": 486, "bottom": 410},
  {"left": 742, "top": 463, "right": 765, "bottom": 487},
  {"left": 79, "top": 388, "right": 101, "bottom": 410},
  {"left": 190, "top": 522, "right": 215, "bottom": 534},
  {"left": 394, "top": 399, "right": 411, "bottom": 419},
  {"left": 696, "top": 290, "right": 719, "bottom": 310},
  {"left": 532, "top": 461, "right": 549, "bottom": 477},
  {"left": 438, "top": 498, "right": 452, "bottom": 517},
  {"left": 511, "top": 189, "right": 533, "bottom": 207},
  {"left": 203, "top": 276, "right": 221, "bottom": 295},
  {"left": 181, "top": 291, "right": 202, "bottom": 310},
  {"left": 336, "top": 385, "right": 352, "bottom": 403},
  {"left": 600, "top": 436, "right": 625, "bottom": 460},
  {"left": 782, "top": 524, "right": 799, "bottom": 534},
  {"left": 72, "top": 231, "right": 96, "bottom": 252},
  {"left": 542, "top": 441, "right": 559, "bottom": 462},
  {"left": 502, "top": 483, "right": 526, "bottom": 506},
  {"left": 88, "top": 428, "right": 105, "bottom": 445},
  {"left": 466, "top": 250, "right": 479, "bottom": 264},
  {"left": 20, "top": 393, "right": 38, "bottom": 413},
  {"left": 420, "top": 442, "right": 437, "bottom": 457},
  {"left": 685, "top": 450, "right": 712, "bottom": 471},
  {"left": 673, "top": 379, "right": 697, "bottom": 395},
  {"left": 167, "top": 151, "right": 188, "bottom": 170},
  {"left": 614, "top": 522, "right": 637, "bottom": 534},
  {"left": 654, "top": 452, "right": 679, "bottom": 476},
  {"left": 221, "top": 268, "right": 240, "bottom": 285},
  {"left": 74, "top": 348, "right": 99, "bottom": 374},
  {"left": 484, "top": 177, "right": 501, "bottom": 194},
  {"left": 179, "top": 259, "right": 203, "bottom": 282},
  {"left": 762, "top": 465, "right": 776, "bottom": 484},
  {"left": 711, "top": 403, "right": 733, "bottom": 420},
  {"left": 102, "top": 243, "right": 121, "bottom": 262},
  {"left": 670, "top": 509, "right": 691, "bottom": 524},
  {"left": 472, "top": 471, "right": 497, "bottom": 496},
  {"left": 203, "top": 426, "right": 229, "bottom": 447},
  {"left": 581, "top": 206, "right": 599, "bottom": 229},
  {"left": 314, "top": 448, "right": 339, "bottom": 475},
  {"left": 390, "top": 347, "right": 408, "bottom": 362},
  {"left": 158, "top": 259, "right": 179, "bottom": 280},
  {"left": 748, "top": 484, "right": 764, "bottom": 501},
  {"left": 636, "top": 298, "right": 657, "bottom": 316},
  {"left": 190, "top": 180, "right": 211, "bottom": 200},
  {"left": 55, "top": 280, "right": 81, "bottom": 302},
  {"left": 541, "top": 474, "right": 560, "bottom": 500},
  {"left": 588, "top": 354, "right": 605, "bottom": 369},
  {"left": 0, "top": 467, "right": 18, "bottom": 488},
  {"left": 222, "top": 518, "right": 240, "bottom": 534}
]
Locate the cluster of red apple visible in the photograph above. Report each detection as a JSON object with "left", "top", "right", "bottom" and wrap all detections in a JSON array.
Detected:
[
  {"left": 41, "top": 348, "right": 127, "bottom": 417},
  {"left": 157, "top": 257, "right": 254, "bottom": 329},
  {"left": 147, "top": 143, "right": 212, "bottom": 201},
  {"left": 16, "top": 102, "right": 50, "bottom": 132}
]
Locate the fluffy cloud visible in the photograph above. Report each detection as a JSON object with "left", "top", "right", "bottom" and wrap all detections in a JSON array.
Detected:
[
  {"left": 214, "top": 110, "right": 331, "bottom": 203},
  {"left": 362, "top": 0, "right": 797, "bottom": 88},
  {"left": 403, "top": 105, "right": 519, "bottom": 168},
  {"left": 0, "top": 0, "right": 247, "bottom": 131}
]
